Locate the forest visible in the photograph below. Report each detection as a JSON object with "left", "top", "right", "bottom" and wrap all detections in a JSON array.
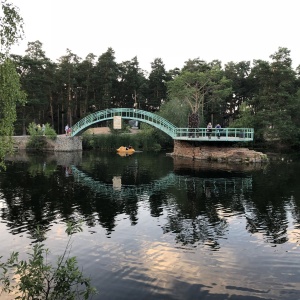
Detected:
[
  {"left": 1, "top": 0, "right": 300, "bottom": 155},
  {"left": 7, "top": 41, "right": 300, "bottom": 148}
]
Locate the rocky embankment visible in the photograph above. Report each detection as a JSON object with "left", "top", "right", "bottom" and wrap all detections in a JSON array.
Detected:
[{"left": 170, "top": 141, "right": 268, "bottom": 163}]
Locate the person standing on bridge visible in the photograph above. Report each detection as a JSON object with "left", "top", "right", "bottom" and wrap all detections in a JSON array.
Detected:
[
  {"left": 215, "top": 124, "right": 221, "bottom": 138},
  {"left": 207, "top": 122, "right": 212, "bottom": 139}
]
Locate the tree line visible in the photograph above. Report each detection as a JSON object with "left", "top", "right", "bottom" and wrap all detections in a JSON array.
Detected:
[
  {"left": 2, "top": 0, "right": 300, "bottom": 149},
  {"left": 8, "top": 41, "right": 300, "bottom": 147}
]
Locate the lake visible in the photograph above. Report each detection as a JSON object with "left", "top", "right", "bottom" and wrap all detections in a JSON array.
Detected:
[{"left": 1, "top": 150, "right": 300, "bottom": 300}]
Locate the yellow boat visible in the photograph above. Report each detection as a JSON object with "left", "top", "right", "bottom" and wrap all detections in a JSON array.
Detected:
[{"left": 116, "top": 146, "right": 135, "bottom": 154}]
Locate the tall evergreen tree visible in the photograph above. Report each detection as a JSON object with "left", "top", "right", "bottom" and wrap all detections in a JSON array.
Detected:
[
  {"left": 148, "top": 58, "right": 167, "bottom": 111},
  {"left": 247, "top": 47, "right": 298, "bottom": 142},
  {"left": 57, "top": 49, "right": 81, "bottom": 129},
  {"left": 77, "top": 53, "right": 97, "bottom": 117},
  {"left": 94, "top": 48, "right": 119, "bottom": 109},
  {"left": 14, "top": 40, "right": 55, "bottom": 133},
  {"left": 117, "top": 56, "right": 148, "bottom": 109},
  {"left": 224, "top": 61, "right": 252, "bottom": 124}
]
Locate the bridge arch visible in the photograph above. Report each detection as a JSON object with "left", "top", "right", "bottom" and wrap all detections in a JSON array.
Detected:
[
  {"left": 71, "top": 108, "right": 176, "bottom": 137},
  {"left": 70, "top": 108, "right": 254, "bottom": 142}
]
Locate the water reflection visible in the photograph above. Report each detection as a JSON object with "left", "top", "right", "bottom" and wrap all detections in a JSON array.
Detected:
[
  {"left": 2, "top": 151, "right": 300, "bottom": 299},
  {"left": 1, "top": 151, "right": 300, "bottom": 248}
]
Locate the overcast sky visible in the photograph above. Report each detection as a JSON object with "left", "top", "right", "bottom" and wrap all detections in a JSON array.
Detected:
[{"left": 9, "top": 0, "right": 300, "bottom": 72}]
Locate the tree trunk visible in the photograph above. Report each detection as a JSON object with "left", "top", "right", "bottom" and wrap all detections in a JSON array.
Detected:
[{"left": 188, "top": 113, "right": 199, "bottom": 128}]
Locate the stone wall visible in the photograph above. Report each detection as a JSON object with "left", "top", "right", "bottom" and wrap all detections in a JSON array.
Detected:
[
  {"left": 12, "top": 136, "right": 82, "bottom": 152},
  {"left": 49, "top": 136, "right": 82, "bottom": 151},
  {"left": 171, "top": 140, "right": 268, "bottom": 163}
]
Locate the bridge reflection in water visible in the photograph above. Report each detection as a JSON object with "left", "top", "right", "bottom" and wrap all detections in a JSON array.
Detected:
[{"left": 71, "top": 166, "right": 252, "bottom": 198}]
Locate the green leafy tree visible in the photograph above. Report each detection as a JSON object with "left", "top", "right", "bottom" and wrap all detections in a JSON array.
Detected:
[
  {"left": 0, "top": 0, "right": 26, "bottom": 169},
  {"left": 0, "top": 222, "right": 97, "bottom": 300},
  {"left": 167, "top": 66, "right": 232, "bottom": 127},
  {"left": 158, "top": 97, "right": 190, "bottom": 128},
  {"left": 0, "top": 0, "right": 24, "bottom": 54}
]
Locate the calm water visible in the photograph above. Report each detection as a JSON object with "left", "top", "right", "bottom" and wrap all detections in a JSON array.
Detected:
[{"left": 1, "top": 150, "right": 300, "bottom": 300}]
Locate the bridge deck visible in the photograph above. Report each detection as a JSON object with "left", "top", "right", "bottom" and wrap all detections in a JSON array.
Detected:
[
  {"left": 175, "top": 136, "right": 252, "bottom": 142},
  {"left": 174, "top": 128, "right": 253, "bottom": 142}
]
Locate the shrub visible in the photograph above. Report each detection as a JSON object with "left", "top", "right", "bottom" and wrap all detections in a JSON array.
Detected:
[
  {"left": 0, "top": 222, "right": 97, "bottom": 300},
  {"left": 26, "top": 122, "right": 57, "bottom": 150},
  {"left": 27, "top": 122, "right": 57, "bottom": 140},
  {"left": 26, "top": 135, "right": 47, "bottom": 150}
]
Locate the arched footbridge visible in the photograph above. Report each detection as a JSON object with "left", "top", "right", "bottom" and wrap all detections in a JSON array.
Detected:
[{"left": 71, "top": 108, "right": 254, "bottom": 142}]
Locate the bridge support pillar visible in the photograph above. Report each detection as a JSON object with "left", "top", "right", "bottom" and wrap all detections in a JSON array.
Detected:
[{"left": 51, "top": 136, "right": 82, "bottom": 151}]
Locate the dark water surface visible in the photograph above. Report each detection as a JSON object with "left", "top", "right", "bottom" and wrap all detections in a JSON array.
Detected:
[{"left": 1, "top": 150, "right": 300, "bottom": 299}]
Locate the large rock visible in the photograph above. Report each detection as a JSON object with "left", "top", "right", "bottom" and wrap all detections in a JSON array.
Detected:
[{"left": 171, "top": 140, "right": 268, "bottom": 163}]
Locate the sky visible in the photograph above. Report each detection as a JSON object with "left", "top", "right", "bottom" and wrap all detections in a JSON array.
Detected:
[{"left": 9, "top": 0, "right": 300, "bottom": 73}]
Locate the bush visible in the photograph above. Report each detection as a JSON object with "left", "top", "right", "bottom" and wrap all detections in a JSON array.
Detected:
[
  {"left": 0, "top": 222, "right": 97, "bottom": 300},
  {"left": 26, "top": 122, "right": 57, "bottom": 151},
  {"left": 26, "top": 135, "right": 47, "bottom": 150}
]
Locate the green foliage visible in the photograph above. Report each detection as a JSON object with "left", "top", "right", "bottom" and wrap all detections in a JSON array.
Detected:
[
  {"left": 0, "top": 1, "right": 25, "bottom": 169},
  {"left": 0, "top": 222, "right": 97, "bottom": 300},
  {"left": 26, "top": 122, "right": 57, "bottom": 150},
  {"left": 166, "top": 68, "right": 232, "bottom": 126},
  {"left": 134, "top": 125, "right": 164, "bottom": 151},
  {"left": 0, "top": 59, "right": 26, "bottom": 169},
  {"left": 82, "top": 128, "right": 172, "bottom": 152},
  {"left": 0, "top": 0, "right": 24, "bottom": 55},
  {"left": 148, "top": 58, "right": 168, "bottom": 109},
  {"left": 158, "top": 98, "right": 190, "bottom": 127},
  {"left": 27, "top": 122, "right": 57, "bottom": 139},
  {"left": 26, "top": 135, "right": 47, "bottom": 150},
  {"left": 27, "top": 161, "right": 57, "bottom": 177},
  {"left": 82, "top": 132, "right": 136, "bottom": 150},
  {"left": 93, "top": 47, "right": 119, "bottom": 109},
  {"left": 231, "top": 47, "right": 300, "bottom": 145}
]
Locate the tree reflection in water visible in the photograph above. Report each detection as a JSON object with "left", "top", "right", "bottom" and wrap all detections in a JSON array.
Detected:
[
  {"left": 2, "top": 151, "right": 300, "bottom": 300},
  {"left": 1, "top": 151, "right": 300, "bottom": 250}
]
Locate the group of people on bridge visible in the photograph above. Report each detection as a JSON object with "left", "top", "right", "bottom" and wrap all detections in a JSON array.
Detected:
[{"left": 206, "top": 122, "right": 222, "bottom": 139}]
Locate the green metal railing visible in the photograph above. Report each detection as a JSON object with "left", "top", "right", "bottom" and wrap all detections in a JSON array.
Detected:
[{"left": 71, "top": 108, "right": 254, "bottom": 142}]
